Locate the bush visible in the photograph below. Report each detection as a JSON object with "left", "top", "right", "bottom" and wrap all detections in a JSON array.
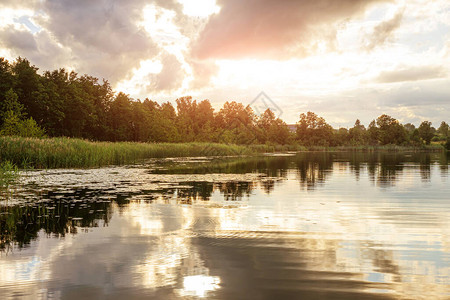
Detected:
[{"left": 0, "top": 112, "right": 46, "bottom": 138}]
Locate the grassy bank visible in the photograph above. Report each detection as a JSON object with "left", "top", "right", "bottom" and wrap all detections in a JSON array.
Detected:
[
  {"left": 250, "top": 143, "right": 444, "bottom": 153},
  {"left": 0, "top": 136, "right": 444, "bottom": 169},
  {"left": 0, "top": 136, "right": 254, "bottom": 168}
]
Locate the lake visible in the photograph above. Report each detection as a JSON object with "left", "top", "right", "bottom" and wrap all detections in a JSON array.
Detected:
[{"left": 1, "top": 152, "right": 449, "bottom": 299}]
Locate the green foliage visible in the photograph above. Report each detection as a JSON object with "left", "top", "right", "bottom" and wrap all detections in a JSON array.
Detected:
[
  {"left": 1, "top": 88, "right": 24, "bottom": 120},
  {"left": 348, "top": 119, "right": 368, "bottom": 145},
  {"left": 0, "top": 88, "right": 46, "bottom": 138},
  {"left": 410, "top": 129, "right": 421, "bottom": 146},
  {"left": 0, "top": 160, "right": 18, "bottom": 189},
  {"left": 256, "top": 109, "right": 291, "bottom": 144},
  {"left": 0, "top": 111, "right": 46, "bottom": 138},
  {"left": 296, "top": 112, "right": 333, "bottom": 146},
  {"left": 437, "top": 121, "right": 449, "bottom": 138},
  {"left": 375, "top": 114, "right": 407, "bottom": 145},
  {"left": 0, "top": 136, "right": 257, "bottom": 168},
  {"left": 418, "top": 121, "right": 434, "bottom": 145},
  {"left": 0, "top": 56, "right": 447, "bottom": 149},
  {"left": 404, "top": 123, "right": 416, "bottom": 134}
]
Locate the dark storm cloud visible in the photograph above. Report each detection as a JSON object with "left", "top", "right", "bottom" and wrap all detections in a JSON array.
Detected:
[
  {"left": 191, "top": 0, "right": 386, "bottom": 60},
  {"left": 364, "top": 10, "right": 403, "bottom": 51},
  {"left": 376, "top": 65, "right": 447, "bottom": 83}
]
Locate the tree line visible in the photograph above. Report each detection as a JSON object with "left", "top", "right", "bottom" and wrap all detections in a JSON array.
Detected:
[{"left": 0, "top": 57, "right": 449, "bottom": 147}]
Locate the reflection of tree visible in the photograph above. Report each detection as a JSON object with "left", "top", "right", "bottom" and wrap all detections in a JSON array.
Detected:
[
  {"left": 3, "top": 151, "right": 447, "bottom": 251},
  {"left": 216, "top": 181, "right": 255, "bottom": 201},
  {"left": 176, "top": 182, "right": 214, "bottom": 204},
  {"left": 261, "top": 179, "right": 276, "bottom": 194},
  {"left": 1, "top": 188, "right": 113, "bottom": 250},
  {"left": 362, "top": 152, "right": 439, "bottom": 187},
  {"left": 439, "top": 152, "right": 449, "bottom": 176},
  {"left": 419, "top": 154, "right": 431, "bottom": 182},
  {"left": 294, "top": 153, "right": 333, "bottom": 190},
  {"left": 376, "top": 162, "right": 404, "bottom": 188},
  {"left": 151, "top": 156, "right": 290, "bottom": 178}
]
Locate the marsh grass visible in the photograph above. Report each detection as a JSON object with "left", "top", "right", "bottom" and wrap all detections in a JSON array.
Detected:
[
  {"left": 0, "top": 136, "right": 444, "bottom": 169},
  {"left": 0, "top": 160, "right": 18, "bottom": 189},
  {"left": 0, "top": 136, "right": 255, "bottom": 168}
]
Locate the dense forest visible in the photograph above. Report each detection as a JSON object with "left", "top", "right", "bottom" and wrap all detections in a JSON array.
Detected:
[{"left": 0, "top": 57, "right": 449, "bottom": 147}]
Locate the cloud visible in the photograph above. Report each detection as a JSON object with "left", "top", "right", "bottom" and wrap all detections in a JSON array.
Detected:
[
  {"left": 0, "top": 25, "right": 37, "bottom": 51},
  {"left": 364, "top": 10, "right": 403, "bottom": 51},
  {"left": 0, "top": 0, "right": 39, "bottom": 10},
  {"left": 188, "top": 59, "right": 219, "bottom": 89},
  {"left": 145, "top": 54, "right": 185, "bottom": 92},
  {"left": 191, "top": 0, "right": 385, "bottom": 60},
  {"left": 376, "top": 65, "right": 447, "bottom": 83},
  {"left": 0, "top": 26, "right": 71, "bottom": 70},
  {"left": 37, "top": 0, "right": 166, "bottom": 81}
]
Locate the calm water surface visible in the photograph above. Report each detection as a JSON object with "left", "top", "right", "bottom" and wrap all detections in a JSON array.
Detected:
[{"left": 1, "top": 152, "right": 449, "bottom": 299}]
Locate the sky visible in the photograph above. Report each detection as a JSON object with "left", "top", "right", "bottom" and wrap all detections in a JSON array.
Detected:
[{"left": 0, "top": 0, "right": 449, "bottom": 127}]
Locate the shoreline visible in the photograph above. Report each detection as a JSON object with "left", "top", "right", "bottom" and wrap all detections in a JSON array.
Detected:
[{"left": 0, "top": 136, "right": 445, "bottom": 169}]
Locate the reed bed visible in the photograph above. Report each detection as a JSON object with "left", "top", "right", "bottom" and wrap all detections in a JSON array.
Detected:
[
  {"left": 0, "top": 136, "right": 444, "bottom": 169},
  {"left": 0, "top": 136, "right": 253, "bottom": 168},
  {"left": 0, "top": 160, "right": 18, "bottom": 188}
]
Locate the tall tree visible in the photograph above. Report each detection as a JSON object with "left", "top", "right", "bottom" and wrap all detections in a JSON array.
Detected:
[
  {"left": 12, "top": 57, "right": 44, "bottom": 123},
  {"left": 349, "top": 119, "right": 367, "bottom": 145},
  {"left": 437, "top": 121, "right": 449, "bottom": 138},
  {"left": 375, "top": 114, "right": 407, "bottom": 145},
  {"left": 418, "top": 121, "right": 434, "bottom": 145},
  {"left": 296, "top": 112, "right": 333, "bottom": 146}
]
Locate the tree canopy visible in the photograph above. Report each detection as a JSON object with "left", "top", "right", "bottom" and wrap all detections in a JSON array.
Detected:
[{"left": 0, "top": 56, "right": 447, "bottom": 147}]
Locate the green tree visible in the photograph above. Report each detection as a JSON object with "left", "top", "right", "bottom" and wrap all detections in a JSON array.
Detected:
[
  {"left": 296, "top": 112, "right": 333, "bottom": 146},
  {"left": 257, "top": 109, "right": 290, "bottom": 144},
  {"left": 418, "top": 121, "right": 434, "bottom": 145},
  {"left": 334, "top": 127, "right": 350, "bottom": 146},
  {"left": 0, "top": 89, "right": 45, "bottom": 137},
  {"left": 1, "top": 88, "right": 24, "bottom": 121},
  {"left": 410, "top": 129, "right": 421, "bottom": 146},
  {"left": 437, "top": 121, "right": 449, "bottom": 138},
  {"left": 404, "top": 123, "right": 416, "bottom": 134},
  {"left": 367, "top": 120, "right": 379, "bottom": 145},
  {"left": 108, "top": 92, "right": 134, "bottom": 141},
  {"left": 375, "top": 114, "right": 407, "bottom": 145},
  {"left": 348, "top": 119, "right": 367, "bottom": 145},
  {"left": 0, "top": 58, "right": 15, "bottom": 102},
  {"left": 216, "top": 101, "right": 257, "bottom": 144}
]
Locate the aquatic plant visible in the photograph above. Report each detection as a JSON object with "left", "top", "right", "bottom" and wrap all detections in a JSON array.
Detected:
[{"left": 0, "top": 160, "right": 18, "bottom": 189}]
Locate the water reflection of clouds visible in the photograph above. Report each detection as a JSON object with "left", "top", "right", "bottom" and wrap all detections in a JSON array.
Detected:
[
  {"left": 1, "top": 153, "right": 449, "bottom": 299},
  {"left": 178, "top": 275, "right": 221, "bottom": 298}
]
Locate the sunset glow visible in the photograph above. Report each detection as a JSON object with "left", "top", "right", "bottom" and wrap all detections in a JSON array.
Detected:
[{"left": 0, "top": 0, "right": 449, "bottom": 126}]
